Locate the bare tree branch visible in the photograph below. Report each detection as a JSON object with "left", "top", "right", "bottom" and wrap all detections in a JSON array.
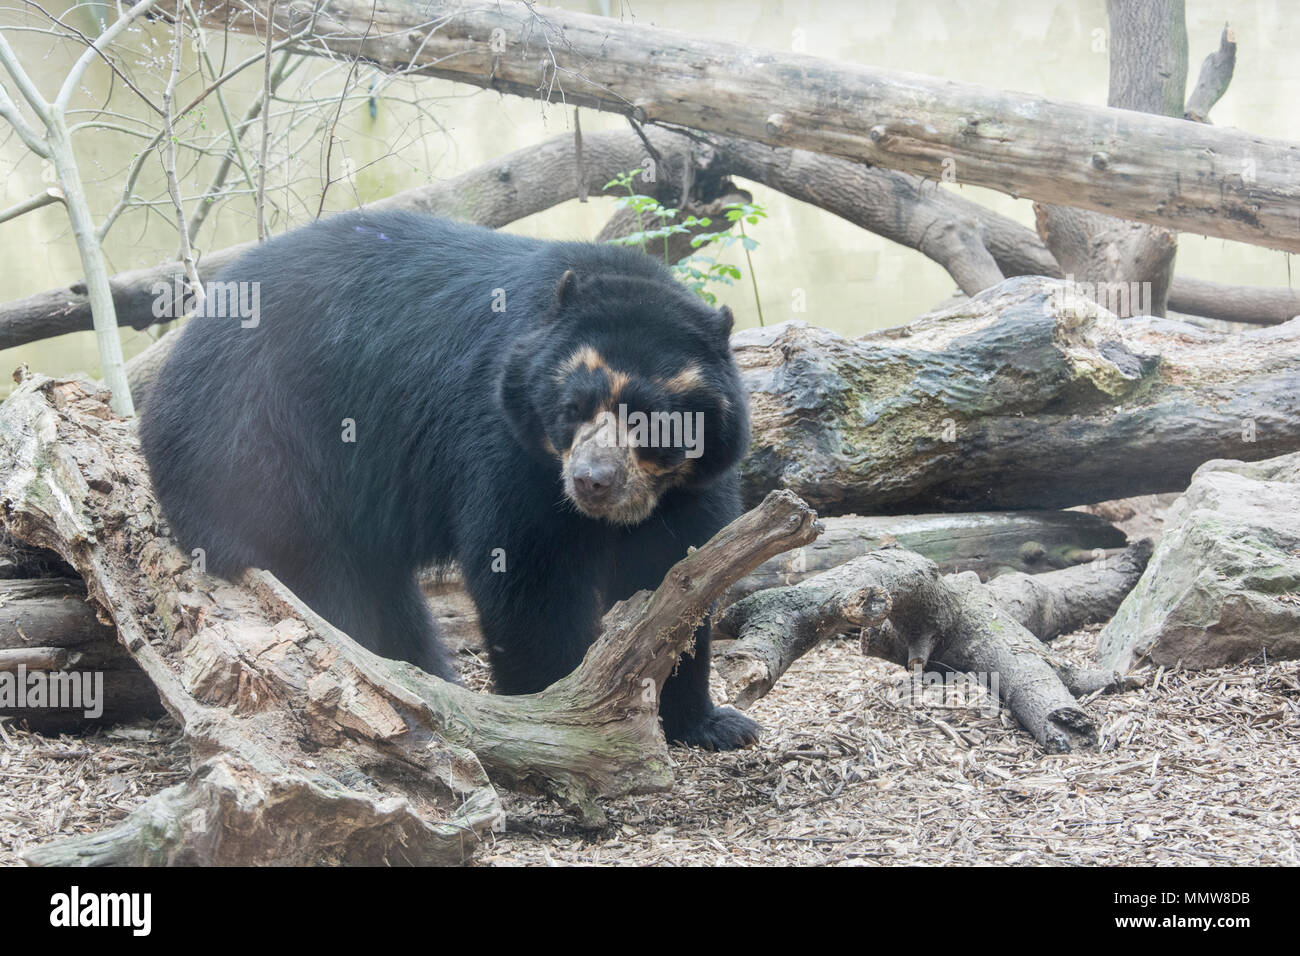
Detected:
[
  {"left": 0, "top": 186, "right": 63, "bottom": 222},
  {"left": 1184, "top": 23, "right": 1236, "bottom": 122}
]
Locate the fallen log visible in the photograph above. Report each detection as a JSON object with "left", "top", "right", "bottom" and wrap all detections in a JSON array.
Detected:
[
  {"left": 0, "top": 577, "right": 162, "bottom": 730},
  {"left": 0, "top": 373, "right": 818, "bottom": 863},
  {"left": 714, "top": 542, "right": 1150, "bottom": 749},
  {"left": 738, "top": 276, "right": 1300, "bottom": 514},
  {"left": 199, "top": 0, "right": 1300, "bottom": 253},
  {"left": 983, "top": 539, "right": 1156, "bottom": 642},
  {"left": 725, "top": 510, "right": 1126, "bottom": 602},
  {"left": 422, "top": 509, "right": 1127, "bottom": 652}
]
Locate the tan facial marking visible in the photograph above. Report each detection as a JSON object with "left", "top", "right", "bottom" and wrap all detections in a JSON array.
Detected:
[
  {"left": 658, "top": 363, "right": 705, "bottom": 394},
  {"left": 556, "top": 346, "right": 633, "bottom": 409},
  {"left": 606, "top": 370, "right": 630, "bottom": 406},
  {"left": 555, "top": 346, "right": 605, "bottom": 381}
]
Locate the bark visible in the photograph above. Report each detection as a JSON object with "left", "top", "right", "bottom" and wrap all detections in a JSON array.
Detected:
[
  {"left": 0, "top": 373, "right": 817, "bottom": 863},
  {"left": 1107, "top": 0, "right": 1190, "bottom": 117},
  {"left": 195, "top": 0, "right": 1300, "bottom": 253},
  {"left": 737, "top": 276, "right": 1300, "bottom": 514}
]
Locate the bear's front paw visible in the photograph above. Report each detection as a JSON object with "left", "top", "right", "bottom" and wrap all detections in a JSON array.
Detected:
[{"left": 668, "top": 706, "right": 761, "bottom": 751}]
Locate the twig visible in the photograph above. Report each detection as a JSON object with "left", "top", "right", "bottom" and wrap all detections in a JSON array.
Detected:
[
  {"left": 161, "top": 11, "right": 204, "bottom": 316},
  {"left": 0, "top": 187, "right": 63, "bottom": 223},
  {"left": 257, "top": 0, "right": 278, "bottom": 240}
]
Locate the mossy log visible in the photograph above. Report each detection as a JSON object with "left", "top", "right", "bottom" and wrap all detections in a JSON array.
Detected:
[{"left": 737, "top": 276, "right": 1300, "bottom": 515}]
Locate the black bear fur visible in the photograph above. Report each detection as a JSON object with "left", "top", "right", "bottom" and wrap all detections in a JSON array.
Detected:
[{"left": 139, "top": 209, "right": 759, "bottom": 750}]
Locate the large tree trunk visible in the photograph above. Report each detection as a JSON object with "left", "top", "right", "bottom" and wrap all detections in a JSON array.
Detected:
[
  {"left": 737, "top": 276, "right": 1300, "bottom": 514},
  {"left": 194, "top": 0, "right": 1300, "bottom": 253}
]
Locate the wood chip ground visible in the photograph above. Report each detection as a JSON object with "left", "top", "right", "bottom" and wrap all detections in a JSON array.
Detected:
[{"left": 3, "top": 626, "right": 1297, "bottom": 866}]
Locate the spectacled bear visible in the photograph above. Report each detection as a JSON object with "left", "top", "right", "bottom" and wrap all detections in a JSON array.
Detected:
[{"left": 139, "top": 209, "right": 759, "bottom": 750}]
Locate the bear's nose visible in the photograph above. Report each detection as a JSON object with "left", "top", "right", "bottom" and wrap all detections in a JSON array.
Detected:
[{"left": 574, "top": 462, "right": 617, "bottom": 500}]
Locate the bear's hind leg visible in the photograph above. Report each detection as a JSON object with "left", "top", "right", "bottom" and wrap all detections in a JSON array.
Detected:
[{"left": 374, "top": 573, "right": 460, "bottom": 682}]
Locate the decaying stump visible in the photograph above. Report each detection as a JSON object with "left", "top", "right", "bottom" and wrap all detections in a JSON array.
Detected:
[
  {"left": 714, "top": 542, "right": 1152, "bottom": 751},
  {"left": 738, "top": 276, "right": 1300, "bottom": 515},
  {"left": 0, "top": 374, "right": 818, "bottom": 864}
]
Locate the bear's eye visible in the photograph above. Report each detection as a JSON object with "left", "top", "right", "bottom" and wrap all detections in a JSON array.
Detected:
[{"left": 563, "top": 400, "right": 582, "bottom": 420}]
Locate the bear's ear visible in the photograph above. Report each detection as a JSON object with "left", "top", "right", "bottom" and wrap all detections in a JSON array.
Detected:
[
  {"left": 716, "top": 304, "right": 735, "bottom": 337},
  {"left": 556, "top": 270, "right": 578, "bottom": 306}
]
